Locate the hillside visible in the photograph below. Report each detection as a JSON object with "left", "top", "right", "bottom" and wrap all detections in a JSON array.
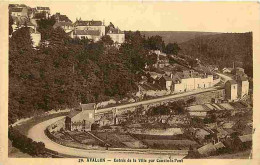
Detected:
[
  {"left": 140, "top": 31, "right": 220, "bottom": 44},
  {"left": 179, "top": 32, "right": 253, "bottom": 77}
]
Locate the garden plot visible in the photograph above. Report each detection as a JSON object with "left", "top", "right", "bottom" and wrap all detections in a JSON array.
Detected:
[
  {"left": 114, "top": 134, "right": 147, "bottom": 149},
  {"left": 68, "top": 132, "right": 103, "bottom": 146},
  {"left": 91, "top": 131, "right": 126, "bottom": 148},
  {"left": 143, "top": 139, "right": 198, "bottom": 150}
]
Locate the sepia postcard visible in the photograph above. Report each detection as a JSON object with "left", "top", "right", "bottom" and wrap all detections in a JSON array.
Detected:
[{"left": 0, "top": 1, "right": 260, "bottom": 165}]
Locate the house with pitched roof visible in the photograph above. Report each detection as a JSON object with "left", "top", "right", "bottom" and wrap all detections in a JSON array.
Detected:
[
  {"left": 65, "top": 103, "right": 96, "bottom": 131},
  {"left": 225, "top": 80, "right": 238, "bottom": 101},
  {"left": 53, "top": 22, "right": 74, "bottom": 33},
  {"left": 106, "top": 27, "right": 125, "bottom": 45},
  {"left": 74, "top": 19, "right": 105, "bottom": 36},
  {"left": 35, "top": 6, "right": 50, "bottom": 18},
  {"left": 10, "top": 7, "right": 28, "bottom": 17},
  {"left": 197, "top": 143, "right": 216, "bottom": 156},
  {"left": 54, "top": 12, "right": 72, "bottom": 23},
  {"left": 235, "top": 134, "right": 252, "bottom": 151},
  {"left": 69, "top": 29, "right": 101, "bottom": 42},
  {"left": 236, "top": 76, "right": 249, "bottom": 98}
]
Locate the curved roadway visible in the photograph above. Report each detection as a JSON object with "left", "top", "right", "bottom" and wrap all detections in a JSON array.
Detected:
[
  {"left": 96, "top": 87, "right": 219, "bottom": 114},
  {"left": 27, "top": 79, "right": 229, "bottom": 158},
  {"left": 28, "top": 116, "right": 187, "bottom": 159}
]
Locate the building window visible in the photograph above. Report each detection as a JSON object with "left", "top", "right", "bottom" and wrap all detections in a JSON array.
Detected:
[{"left": 233, "top": 86, "right": 236, "bottom": 89}]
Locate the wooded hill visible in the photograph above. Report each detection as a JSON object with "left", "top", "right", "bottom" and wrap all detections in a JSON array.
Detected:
[
  {"left": 179, "top": 32, "right": 253, "bottom": 77},
  {"left": 141, "top": 31, "right": 219, "bottom": 44},
  {"left": 9, "top": 17, "right": 174, "bottom": 124}
]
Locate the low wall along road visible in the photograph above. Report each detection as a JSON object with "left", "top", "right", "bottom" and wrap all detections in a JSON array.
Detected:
[
  {"left": 27, "top": 85, "right": 225, "bottom": 158},
  {"left": 27, "top": 116, "right": 188, "bottom": 158}
]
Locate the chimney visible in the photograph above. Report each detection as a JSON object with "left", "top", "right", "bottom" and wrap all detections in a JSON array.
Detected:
[{"left": 170, "top": 73, "right": 173, "bottom": 79}]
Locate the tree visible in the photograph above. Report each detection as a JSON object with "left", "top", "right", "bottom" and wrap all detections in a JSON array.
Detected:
[
  {"left": 146, "top": 53, "right": 158, "bottom": 66},
  {"left": 37, "top": 16, "right": 56, "bottom": 40},
  {"left": 9, "top": 13, "right": 13, "bottom": 35},
  {"left": 165, "top": 43, "right": 180, "bottom": 55},
  {"left": 146, "top": 35, "right": 165, "bottom": 51},
  {"left": 100, "top": 35, "right": 114, "bottom": 46}
]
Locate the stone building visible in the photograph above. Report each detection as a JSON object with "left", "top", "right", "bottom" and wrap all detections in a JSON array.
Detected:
[
  {"left": 106, "top": 27, "right": 125, "bottom": 45},
  {"left": 74, "top": 19, "right": 105, "bottom": 36},
  {"left": 53, "top": 22, "right": 74, "bottom": 33},
  {"left": 236, "top": 76, "right": 249, "bottom": 99},
  {"left": 225, "top": 80, "right": 238, "bottom": 101},
  {"left": 225, "top": 76, "right": 249, "bottom": 101},
  {"left": 65, "top": 103, "right": 96, "bottom": 131},
  {"left": 10, "top": 7, "right": 28, "bottom": 17}
]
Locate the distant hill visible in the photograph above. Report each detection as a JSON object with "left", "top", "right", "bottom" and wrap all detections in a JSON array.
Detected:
[
  {"left": 140, "top": 31, "right": 220, "bottom": 44},
  {"left": 179, "top": 32, "right": 253, "bottom": 77}
]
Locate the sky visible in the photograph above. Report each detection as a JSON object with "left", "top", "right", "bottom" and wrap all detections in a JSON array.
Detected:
[{"left": 10, "top": 1, "right": 260, "bottom": 32}]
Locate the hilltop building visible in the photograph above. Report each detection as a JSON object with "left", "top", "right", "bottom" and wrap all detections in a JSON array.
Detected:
[
  {"left": 74, "top": 19, "right": 105, "bottom": 36},
  {"left": 65, "top": 103, "right": 96, "bottom": 131},
  {"left": 69, "top": 30, "right": 102, "bottom": 42},
  {"left": 10, "top": 7, "right": 28, "bottom": 17},
  {"left": 54, "top": 12, "right": 72, "bottom": 23},
  {"left": 34, "top": 6, "right": 50, "bottom": 18},
  {"left": 107, "top": 27, "right": 125, "bottom": 45},
  {"left": 68, "top": 19, "right": 106, "bottom": 42},
  {"left": 53, "top": 22, "right": 74, "bottom": 33}
]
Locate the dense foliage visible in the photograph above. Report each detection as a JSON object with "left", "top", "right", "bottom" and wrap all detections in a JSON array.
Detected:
[
  {"left": 147, "top": 100, "right": 187, "bottom": 116},
  {"left": 179, "top": 32, "right": 253, "bottom": 77},
  {"left": 9, "top": 23, "right": 156, "bottom": 124},
  {"left": 9, "top": 127, "right": 46, "bottom": 156},
  {"left": 9, "top": 19, "right": 181, "bottom": 124}
]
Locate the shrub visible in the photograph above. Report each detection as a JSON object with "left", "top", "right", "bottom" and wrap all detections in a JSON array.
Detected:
[{"left": 9, "top": 126, "right": 47, "bottom": 156}]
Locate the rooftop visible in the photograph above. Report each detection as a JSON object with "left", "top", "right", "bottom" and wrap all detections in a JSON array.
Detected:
[
  {"left": 10, "top": 7, "right": 23, "bottom": 12},
  {"left": 81, "top": 103, "right": 96, "bottom": 110},
  {"left": 197, "top": 143, "right": 216, "bottom": 155},
  {"left": 107, "top": 27, "right": 124, "bottom": 34},
  {"left": 226, "top": 80, "right": 237, "bottom": 85},
  {"left": 214, "top": 142, "right": 225, "bottom": 150},
  {"left": 187, "top": 105, "right": 211, "bottom": 112},
  {"left": 36, "top": 6, "right": 50, "bottom": 10},
  {"left": 73, "top": 30, "right": 101, "bottom": 36},
  {"left": 53, "top": 22, "right": 73, "bottom": 28},
  {"left": 238, "top": 134, "right": 252, "bottom": 143},
  {"left": 67, "top": 110, "right": 81, "bottom": 118},
  {"left": 74, "top": 20, "right": 103, "bottom": 26}
]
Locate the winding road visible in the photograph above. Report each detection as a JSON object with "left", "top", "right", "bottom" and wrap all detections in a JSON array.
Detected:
[
  {"left": 96, "top": 87, "right": 219, "bottom": 115},
  {"left": 28, "top": 116, "right": 188, "bottom": 159},
  {"left": 27, "top": 75, "right": 231, "bottom": 158}
]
